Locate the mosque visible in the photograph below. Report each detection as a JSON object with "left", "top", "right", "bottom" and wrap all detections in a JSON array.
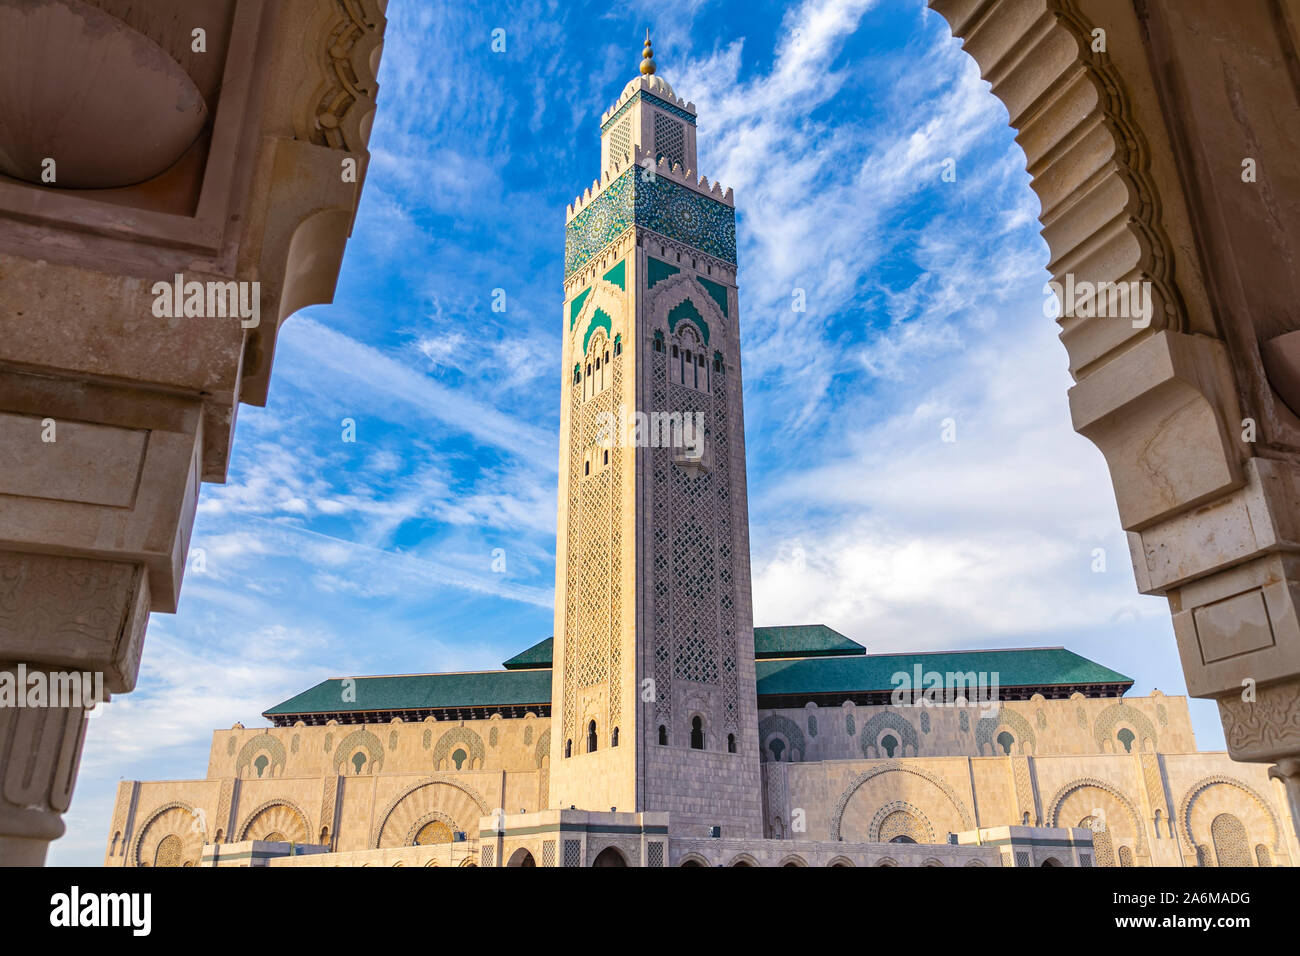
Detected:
[{"left": 104, "top": 36, "right": 1299, "bottom": 869}]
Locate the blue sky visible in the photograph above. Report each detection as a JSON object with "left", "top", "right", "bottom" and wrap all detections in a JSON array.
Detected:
[{"left": 51, "top": 0, "right": 1223, "bottom": 865}]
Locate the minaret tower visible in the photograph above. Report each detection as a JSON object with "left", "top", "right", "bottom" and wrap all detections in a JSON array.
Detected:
[{"left": 549, "top": 33, "right": 763, "bottom": 837}]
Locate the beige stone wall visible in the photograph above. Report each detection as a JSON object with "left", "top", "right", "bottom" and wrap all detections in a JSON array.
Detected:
[
  {"left": 767, "top": 746, "right": 1298, "bottom": 867},
  {"left": 105, "top": 715, "right": 549, "bottom": 867},
  {"left": 758, "top": 691, "right": 1195, "bottom": 763}
]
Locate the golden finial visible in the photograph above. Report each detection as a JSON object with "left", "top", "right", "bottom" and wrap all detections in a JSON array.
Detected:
[{"left": 641, "top": 29, "right": 656, "bottom": 75}]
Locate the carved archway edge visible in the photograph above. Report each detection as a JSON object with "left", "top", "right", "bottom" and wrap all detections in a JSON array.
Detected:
[
  {"left": 928, "top": 0, "right": 1189, "bottom": 345},
  {"left": 370, "top": 775, "right": 492, "bottom": 849},
  {"left": 830, "top": 763, "right": 976, "bottom": 841}
]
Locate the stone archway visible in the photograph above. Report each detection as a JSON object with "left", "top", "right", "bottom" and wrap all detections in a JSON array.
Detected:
[
  {"left": 0, "top": 0, "right": 391, "bottom": 866},
  {"left": 593, "top": 846, "right": 629, "bottom": 867},
  {"left": 371, "top": 776, "right": 491, "bottom": 849},
  {"left": 832, "top": 764, "right": 975, "bottom": 841},
  {"left": 507, "top": 848, "right": 537, "bottom": 868},
  {"left": 237, "top": 800, "right": 311, "bottom": 844},
  {"left": 130, "top": 803, "right": 206, "bottom": 869},
  {"left": 5, "top": 0, "right": 1300, "bottom": 868},
  {"left": 926, "top": 0, "right": 1300, "bottom": 836}
]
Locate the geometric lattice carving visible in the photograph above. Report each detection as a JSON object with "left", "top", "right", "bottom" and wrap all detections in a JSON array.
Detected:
[
  {"left": 562, "top": 345, "right": 623, "bottom": 745},
  {"left": 1210, "top": 813, "right": 1252, "bottom": 867},
  {"left": 1178, "top": 775, "right": 1282, "bottom": 854},
  {"left": 563, "top": 839, "right": 582, "bottom": 868},
  {"left": 154, "top": 835, "right": 183, "bottom": 868},
  {"left": 609, "top": 115, "right": 631, "bottom": 163},
  {"left": 654, "top": 112, "right": 684, "bottom": 168},
  {"left": 872, "top": 802, "right": 934, "bottom": 844},
  {"left": 414, "top": 819, "right": 454, "bottom": 845},
  {"left": 1079, "top": 815, "right": 1115, "bottom": 867}
]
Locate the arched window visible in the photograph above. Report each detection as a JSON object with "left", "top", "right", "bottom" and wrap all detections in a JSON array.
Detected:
[
  {"left": 587, "top": 720, "right": 598, "bottom": 753},
  {"left": 658, "top": 725, "right": 667, "bottom": 746},
  {"left": 690, "top": 716, "right": 705, "bottom": 750},
  {"left": 154, "top": 834, "right": 183, "bottom": 868},
  {"left": 1154, "top": 809, "right": 1164, "bottom": 837},
  {"left": 880, "top": 734, "right": 898, "bottom": 757},
  {"left": 565, "top": 739, "right": 572, "bottom": 758},
  {"left": 1256, "top": 844, "right": 1272, "bottom": 867},
  {"left": 1210, "top": 813, "right": 1251, "bottom": 866},
  {"left": 584, "top": 460, "right": 590, "bottom": 476},
  {"left": 603, "top": 449, "right": 609, "bottom": 465},
  {"left": 611, "top": 727, "right": 619, "bottom": 747},
  {"left": 451, "top": 748, "right": 468, "bottom": 770},
  {"left": 254, "top": 754, "right": 269, "bottom": 778},
  {"left": 727, "top": 733, "right": 736, "bottom": 753},
  {"left": 351, "top": 752, "right": 366, "bottom": 774},
  {"left": 1116, "top": 728, "right": 1135, "bottom": 752},
  {"left": 996, "top": 731, "right": 1015, "bottom": 755}
]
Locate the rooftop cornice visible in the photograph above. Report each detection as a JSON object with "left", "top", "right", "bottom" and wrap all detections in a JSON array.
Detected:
[
  {"left": 600, "top": 74, "right": 696, "bottom": 126},
  {"left": 565, "top": 145, "right": 734, "bottom": 225}
]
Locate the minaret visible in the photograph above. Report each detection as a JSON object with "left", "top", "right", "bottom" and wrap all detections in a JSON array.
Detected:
[{"left": 549, "top": 34, "right": 763, "bottom": 837}]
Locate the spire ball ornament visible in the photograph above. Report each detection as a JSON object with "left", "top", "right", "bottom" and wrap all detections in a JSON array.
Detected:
[{"left": 641, "top": 29, "right": 656, "bottom": 75}]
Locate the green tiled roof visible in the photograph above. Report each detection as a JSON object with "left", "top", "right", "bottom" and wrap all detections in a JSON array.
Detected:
[
  {"left": 755, "top": 648, "right": 1131, "bottom": 697},
  {"left": 264, "top": 669, "right": 552, "bottom": 717},
  {"left": 754, "top": 624, "right": 865, "bottom": 659},
  {"left": 501, "top": 626, "right": 865, "bottom": 670},
  {"left": 503, "top": 637, "right": 554, "bottom": 670},
  {"left": 266, "top": 644, "right": 1130, "bottom": 717}
]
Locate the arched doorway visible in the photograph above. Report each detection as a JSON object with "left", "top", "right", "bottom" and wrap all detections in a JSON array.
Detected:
[
  {"left": 592, "top": 846, "right": 628, "bottom": 867},
  {"left": 506, "top": 848, "right": 536, "bottom": 868}
]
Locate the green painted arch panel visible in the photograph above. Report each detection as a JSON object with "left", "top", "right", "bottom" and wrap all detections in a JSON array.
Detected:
[
  {"left": 696, "top": 275, "right": 730, "bottom": 318},
  {"left": 668, "top": 298, "right": 709, "bottom": 345},
  {"left": 583, "top": 307, "right": 613, "bottom": 354},
  {"left": 569, "top": 287, "right": 592, "bottom": 330},
  {"left": 647, "top": 256, "right": 680, "bottom": 289},
  {"left": 603, "top": 259, "right": 626, "bottom": 291}
]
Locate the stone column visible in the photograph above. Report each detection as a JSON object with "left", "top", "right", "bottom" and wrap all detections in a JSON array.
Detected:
[{"left": 0, "top": 0, "right": 387, "bottom": 864}]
